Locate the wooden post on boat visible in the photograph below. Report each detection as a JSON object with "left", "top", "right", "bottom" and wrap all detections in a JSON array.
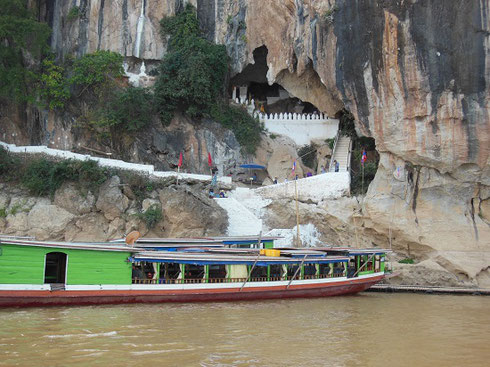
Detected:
[
  {"left": 240, "top": 251, "right": 261, "bottom": 291},
  {"left": 295, "top": 178, "right": 301, "bottom": 247},
  {"left": 352, "top": 254, "right": 375, "bottom": 278},
  {"left": 286, "top": 255, "right": 307, "bottom": 289}
]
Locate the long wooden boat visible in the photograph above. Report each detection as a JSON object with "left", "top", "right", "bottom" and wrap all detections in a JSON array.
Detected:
[{"left": 0, "top": 236, "right": 389, "bottom": 307}]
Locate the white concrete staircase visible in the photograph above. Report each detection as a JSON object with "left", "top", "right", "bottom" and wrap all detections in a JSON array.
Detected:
[
  {"left": 330, "top": 135, "right": 352, "bottom": 172},
  {"left": 215, "top": 197, "right": 263, "bottom": 236}
]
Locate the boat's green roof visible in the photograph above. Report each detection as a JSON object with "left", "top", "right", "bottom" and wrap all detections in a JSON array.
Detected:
[{"left": 0, "top": 239, "right": 133, "bottom": 252}]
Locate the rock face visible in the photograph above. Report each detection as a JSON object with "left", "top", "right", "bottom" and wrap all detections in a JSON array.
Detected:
[{"left": 0, "top": 177, "right": 228, "bottom": 242}]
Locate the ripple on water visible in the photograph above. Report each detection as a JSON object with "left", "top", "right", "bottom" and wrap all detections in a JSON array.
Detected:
[{"left": 0, "top": 294, "right": 489, "bottom": 366}]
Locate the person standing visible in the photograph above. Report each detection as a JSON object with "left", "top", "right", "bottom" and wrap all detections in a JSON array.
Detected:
[
  {"left": 334, "top": 160, "right": 339, "bottom": 172},
  {"left": 321, "top": 165, "right": 326, "bottom": 174}
]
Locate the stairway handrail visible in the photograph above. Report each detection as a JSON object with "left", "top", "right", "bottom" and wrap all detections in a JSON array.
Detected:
[
  {"left": 346, "top": 137, "right": 353, "bottom": 172},
  {"left": 329, "top": 130, "right": 341, "bottom": 172}
]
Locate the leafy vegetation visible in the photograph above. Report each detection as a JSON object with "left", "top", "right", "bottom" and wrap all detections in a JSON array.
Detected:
[
  {"left": 398, "top": 258, "right": 414, "bottom": 264},
  {"left": 0, "top": 207, "right": 6, "bottom": 218},
  {"left": 350, "top": 161, "right": 378, "bottom": 195},
  {"left": 67, "top": 6, "right": 80, "bottom": 21},
  {"left": 0, "top": 147, "right": 20, "bottom": 179},
  {"left": 325, "top": 138, "right": 335, "bottom": 150},
  {"left": 38, "top": 59, "right": 70, "bottom": 110},
  {"left": 104, "top": 87, "right": 154, "bottom": 132},
  {"left": 210, "top": 104, "right": 263, "bottom": 155},
  {"left": 155, "top": 4, "right": 262, "bottom": 153},
  {"left": 0, "top": 0, "right": 51, "bottom": 101},
  {"left": 70, "top": 50, "right": 124, "bottom": 97},
  {"left": 298, "top": 144, "right": 317, "bottom": 169},
  {"left": 21, "top": 158, "right": 108, "bottom": 197},
  {"left": 155, "top": 4, "right": 228, "bottom": 124},
  {"left": 338, "top": 108, "right": 357, "bottom": 138},
  {"left": 137, "top": 204, "right": 163, "bottom": 229}
]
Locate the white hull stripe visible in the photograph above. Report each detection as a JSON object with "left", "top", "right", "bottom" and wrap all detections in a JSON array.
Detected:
[{"left": 0, "top": 273, "right": 383, "bottom": 292}]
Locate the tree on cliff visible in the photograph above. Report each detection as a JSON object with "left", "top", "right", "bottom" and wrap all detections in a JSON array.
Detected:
[
  {"left": 154, "top": 4, "right": 228, "bottom": 124},
  {"left": 0, "top": 0, "right": 50, "bottom": 101},
  {"left": 154, "top": 4, "right": 263, "bottom": 154}
]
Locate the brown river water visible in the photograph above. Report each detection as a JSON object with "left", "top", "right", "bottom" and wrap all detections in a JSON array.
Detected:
[{"left": 0, "top": 293, "right": 489, "bottom": 366}]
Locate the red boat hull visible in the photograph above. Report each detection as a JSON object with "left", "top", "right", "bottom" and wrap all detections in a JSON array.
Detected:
[{"left": 0, "top": 275, "right": 383, "bottom": 308}]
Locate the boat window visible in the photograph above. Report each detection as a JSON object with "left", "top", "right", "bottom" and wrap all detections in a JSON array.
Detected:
[
  {"left": 208, "top": 264, "right": 226, "bottom": 279},
  {"left": 165, "top": 263, "right": 181, "bottom": 279},
  {"left": 287, "top": 265, "right": 299, "bottom": 277},
  {"left": 44, "top": 252, "right": 67, "bottom": 284},
  {"left": 319, "top": 264, "right": 331, "bottom": 276},
  {"left": 250, "top": 265, "right": 267, "bottom": 279},
  {"left": 304, "top": 264, "right": 317, "bottom": 277},
  {"left": 332, "top": 262, "right": 345, "bottom": 276},
  {"left": 269, "top": 265, "right": 283, "bottom": 280},
  {"left": 185, "top": 264, "right": 205, "bottom": 280}
]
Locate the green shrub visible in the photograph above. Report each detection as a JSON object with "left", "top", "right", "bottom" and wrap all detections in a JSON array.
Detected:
[
  {"left": 67, "top": 6, "right": 80, "bottom": 21},
  {"left": 0, "top": 147, "right": 20, "bottom": 179},
  {"left": 22, "top": 158, "right": 53, "bottom": 196},
  {"left": 38, "top": 59, "right": 70, "bottom": 110},
  {"left": 0, "top": 0, "right": 51, "bottom": 101},
  {"left": 325, "top": 138, "right": 335, "bottom": 150},
  {"left": 398, "top": 258, "right": 414, "bottom": 264},
  {"left": 298, "top": 144, "right": 317, "bottom": 169},
  {"left": 138, "top": 204, "right": 163, "bottom": 229},
  {"left": 21, "top": 158, "right": 108, "bottom": 197},
  {"left": 70, "top": 50, "right": 124, "bottom": 96},
  {"left": 210, "top": 104, "right": 263, "bottom": 154},
  {"left": 350, "top": 160, "right": 378, "bottom": 195},
  {"left": 155, "top": 4, "right": 228, "bottom": 125},
  {"left": 0, "top": 207, "right": 7, "bottom": 218},
  {"left": 105, "top": 87, "right": 154, "bottom": 131}
]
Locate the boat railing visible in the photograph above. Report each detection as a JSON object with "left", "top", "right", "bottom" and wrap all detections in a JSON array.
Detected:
[{"left": 132, "top": 272, "right": 345, "bottom": 285}]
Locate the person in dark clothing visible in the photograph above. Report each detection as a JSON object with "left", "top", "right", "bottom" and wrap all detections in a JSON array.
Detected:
[{"left": 132, "top": 265, "right": 144, "bottom": 279}]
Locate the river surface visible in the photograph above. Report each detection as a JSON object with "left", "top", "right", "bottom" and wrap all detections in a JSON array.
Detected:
[{"left": 0, "top": 293, "right": 489, "bottom": 366}]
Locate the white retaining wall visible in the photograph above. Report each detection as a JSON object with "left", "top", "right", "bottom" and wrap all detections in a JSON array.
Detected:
[
  {"left": 237, "top": 99, "right": 339, "bottom": 145},
  {"left": 0, "top": 141, "right": 232, "bottom": 185},
  {"left": 255, "top": 172, "right": 350, "bottom": 203}
]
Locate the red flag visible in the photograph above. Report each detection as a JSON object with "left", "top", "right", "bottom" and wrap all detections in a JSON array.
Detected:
[
  {"left": 178, "top": 152, "right": 183, "bottom": 168},
  {"left": 207, "top": 152, "right": 213, "bottom": 167}
]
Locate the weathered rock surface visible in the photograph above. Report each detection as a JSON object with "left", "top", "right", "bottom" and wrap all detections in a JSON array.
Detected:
[
  {"left": 54, "top": 183, "right": 95, "bottom": 215},
  {"left": 27, "top": 203, "right": 75, "bottom": 240},
  {"left": 0, "top": 176, "right": 228, "bottom": 242},
  {"left": 96, "top": 176, "right": 130, "bottom": 220},
  {"left": 158, "top": 185, "right": 227, "bottom": 237}
]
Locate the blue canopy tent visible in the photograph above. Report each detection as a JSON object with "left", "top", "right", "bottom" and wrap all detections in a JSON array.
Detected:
[
  {"left": 239, "top": 164, "right": 266, "bottom": 186},
  {"left": 239, "top": 164, "right": 266, "bottom": 170}
]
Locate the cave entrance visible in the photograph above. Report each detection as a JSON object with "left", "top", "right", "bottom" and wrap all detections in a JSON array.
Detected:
[
  {"left": 335, "top": 108, "right": 378, "bottom": 195},
  {"left": 230, "top": 46, "right": 320, "bottom": 115}
]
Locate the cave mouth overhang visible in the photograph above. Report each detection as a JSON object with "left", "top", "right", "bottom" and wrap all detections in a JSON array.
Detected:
[{"left": 230, "top": 45, "right": 343, "bottom": 117}]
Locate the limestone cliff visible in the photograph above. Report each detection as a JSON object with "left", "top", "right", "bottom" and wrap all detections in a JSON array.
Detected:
[{"left": 1, "top": 1, "right": 489, "bottom": 285}]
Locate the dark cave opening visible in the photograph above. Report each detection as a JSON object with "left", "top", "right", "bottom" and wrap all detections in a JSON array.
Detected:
[
  {"left": 335, "top": 108, "right": 379, "bottom": 195},
  {"left": 230, "top": 46, "right": 320, "bottom": 115}
]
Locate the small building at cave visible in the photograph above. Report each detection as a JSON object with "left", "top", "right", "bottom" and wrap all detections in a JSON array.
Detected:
[{"left": 230, "top": 46, "right": 339, "bottom": 146}]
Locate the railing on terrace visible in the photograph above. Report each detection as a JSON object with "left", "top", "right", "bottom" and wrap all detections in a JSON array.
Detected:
[{"left": 132, "top": 273, "right": 346, "bottom": 285}]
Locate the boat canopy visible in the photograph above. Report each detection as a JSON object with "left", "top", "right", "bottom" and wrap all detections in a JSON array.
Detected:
[
  {"left": 131, "top": 251, "right": 349, "bottom": 266},
  {"left": 0, "top": 239, "right": 132, "bottom": 252}
]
